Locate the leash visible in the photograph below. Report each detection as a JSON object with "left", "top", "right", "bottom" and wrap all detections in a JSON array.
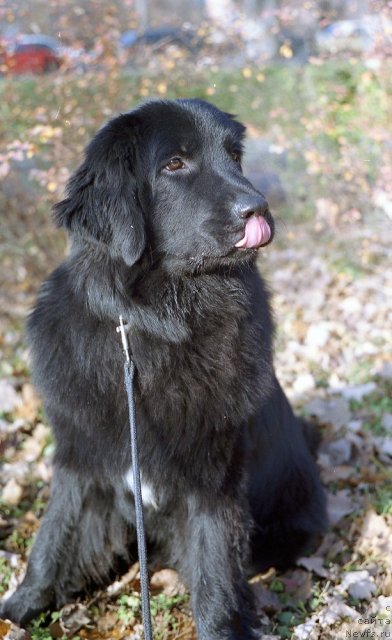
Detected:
[{"left": 117, "top": 316, "right": 153, "bottom": 640}]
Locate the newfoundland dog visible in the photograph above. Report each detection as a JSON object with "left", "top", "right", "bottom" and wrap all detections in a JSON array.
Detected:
[{"left": 1, "top": 99, "right": 326, "bottom": 638}]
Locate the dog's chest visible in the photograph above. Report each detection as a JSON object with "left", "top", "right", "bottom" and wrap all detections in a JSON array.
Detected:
[
  {"left": 137, "top": 305, "right": 270, "bottom": 429},
  {"left": 126, "top": 274, "right": 274, "bottom": 490},
  {"left": 124, "top": 467, "right": 158, "bottom": 509}
]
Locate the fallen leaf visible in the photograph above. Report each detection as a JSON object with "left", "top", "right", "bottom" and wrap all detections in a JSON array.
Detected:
[
  {"left": 373, "top": 436, "right": 392, "bottom": 460},
  {"left": 35, "top": 460, "right": 53, "bottom": 483},
  {"left": 323, "top": 438, "right": 352, "bottom": 465},
  {"left": 305, "top": 322, "right": 331, "bottom": 349},
  {"left": 0, "top": 619, "right": 31, "bottom": 639},
  {"left": 106, "top": 562, "right": 140, "bottom": 596},
  {"left": 14, "top": 384, "right": 41, "bottom": 422},
  {"left": 321, "top": 464, "right": 355, "bottom": 482},
  {"left": 96, "top": 610, "right": 119, "bottom": 633},
  {"left": 327, "top": 490, "right": 356, "bottom": 526},
  {"left": 21, "top": 423, "right": 50, "bottom": 462},
  {"left": 0, "top": 418, "right": 24, "bottom": 435},
  {"left": 50, "top": 603, "right": 92, "bottom": 637},
  {"left": 292, "top": 372, "right": 316, "bottom": 395},
  {"left": 297, "top": 556, "right": 329, "bottom": 578},
  {"left": 356, "top": 510, "right": 392, "bottom": 559},
  {"left": 347, "top": 420, "right": 362, "bottom": 432},
  {"left": 292, "top": 619, "right": 318, "bottom": 640},
  {"left": 1, "top": 479, "right": 23, "bottom": 506},
  {"left": 338, "top": 570, "right": 376, "bottom": 600},
  {"left": 318, "top": 594, "right": 358, "bottom": 625},
  {"left": 250, "top": 582, "right": 281, "bottom": 615},
  {"left": 378, "top": 362, "right": 392, "bottom": 379},
  {"left": 375, "top": 595, "right": 392, "bottom": 614},
  {"left": 342, "top": 382, "right": 377, "bottom": 401},
  {"left": 381, "top": 413, "right": 392, "bottom": 431},
  {"left": 150, "top": 568, "right": 186, "bottom": 596},
  {"left": 0, "top": 381, "right": 21, "bottom": 414},
  {"left": 305, "top": 397, "right": 350, "bottom": 430},
  {"left": 283, "top": 569, "right": 314, "bottom": 603}
]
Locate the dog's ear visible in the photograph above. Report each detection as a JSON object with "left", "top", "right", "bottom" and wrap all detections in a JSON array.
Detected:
[{"left": 53, "top": 117, "right": 146, "bottom": 267}]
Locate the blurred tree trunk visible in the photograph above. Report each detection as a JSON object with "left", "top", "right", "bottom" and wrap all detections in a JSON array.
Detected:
[{"left": 135, "top": 0, "right": 149, "bottom": 31}]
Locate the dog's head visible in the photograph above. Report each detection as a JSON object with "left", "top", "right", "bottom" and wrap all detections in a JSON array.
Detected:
[{"left": 54, "top": 99, "right": 274, "bottom": 272}]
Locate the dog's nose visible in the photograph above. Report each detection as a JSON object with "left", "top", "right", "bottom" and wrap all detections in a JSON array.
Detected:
[{"left": 235, "top": 194, "right": 269, "bottom": 219}]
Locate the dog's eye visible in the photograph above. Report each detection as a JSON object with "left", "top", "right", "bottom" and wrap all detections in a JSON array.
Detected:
[
  {"left": 231, "top": 152, "right": 241, "bottom": 163},
  {"left": 165, "top": 157, "right": 185, "bottom": 172}
]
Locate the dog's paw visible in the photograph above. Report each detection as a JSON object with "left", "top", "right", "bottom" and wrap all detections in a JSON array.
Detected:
[{"left": 0, "top": 586, "right": 53, "bottom": 626}]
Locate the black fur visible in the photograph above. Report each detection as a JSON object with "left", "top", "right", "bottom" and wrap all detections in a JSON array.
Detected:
[{"left": 0, "top": 99, "right": 326, "bottom": 638}]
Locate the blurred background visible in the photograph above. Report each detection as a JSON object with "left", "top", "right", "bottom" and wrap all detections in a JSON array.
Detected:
[
  {"left": 0, "top": 0, "right": 391, "bottom": 307},
  {"left": 0, "top": 1, "right": 391, "bottom": 639}
]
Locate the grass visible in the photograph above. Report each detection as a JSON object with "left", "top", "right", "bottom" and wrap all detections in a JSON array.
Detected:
[
  {"left": 1, "top": 58, "right": 390, "bottom": 303},
  {"left": 0, "top": 59, "right": 390, "bottom": 217},
  {"left": 23, "top": 592, "right": 191, "bottom": 640},
  {"left": 28, "top": 612, "right": 82, "bottom": 640},
  {"left": 116, "top": 593, "right": 141, "bottom": 625},
  {"left": 349, "top": 379, "right": 392, "bottom": 437},
  {"left": 0, "top": 557, "right": 12, "bottom": 595},
  {"left": 149, "top": 593, "right": 191, "bottom": 638},
  {"left": 371, "top": 485, "right": 392, "bottom": 516}
]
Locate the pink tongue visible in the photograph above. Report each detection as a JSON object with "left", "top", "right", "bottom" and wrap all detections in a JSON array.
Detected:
[{"left": 235, "top": 216, "right": 271, "bottom": 249}]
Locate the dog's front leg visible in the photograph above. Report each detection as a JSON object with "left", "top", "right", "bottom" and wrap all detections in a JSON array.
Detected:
[
  {"left": 0, "top": 467, "right": 84, "bottom": 625},
  {"left": 183, "top": 496, "right": 259, "bottom": 640}
]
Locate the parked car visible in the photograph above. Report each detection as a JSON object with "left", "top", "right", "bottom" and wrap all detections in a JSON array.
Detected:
[
  {"left": 119, "top": 26, "right": 199, "bottom": 54},
  {"left": 0, "top": 34, "right": 61, "bottom": 75}
]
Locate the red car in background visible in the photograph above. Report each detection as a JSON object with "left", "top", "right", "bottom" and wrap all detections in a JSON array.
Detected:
[{"left": 0, "top": 34, "right": 61, "bottom": 74}]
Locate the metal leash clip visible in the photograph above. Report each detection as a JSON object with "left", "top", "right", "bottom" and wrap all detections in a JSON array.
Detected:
[{"left": 116, "top": 315, "right": 132, "bottom": 364}]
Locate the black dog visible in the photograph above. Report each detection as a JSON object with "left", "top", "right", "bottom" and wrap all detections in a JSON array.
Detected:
[{"left": 1, "top": 99, "right": 326, "bottom": 638}]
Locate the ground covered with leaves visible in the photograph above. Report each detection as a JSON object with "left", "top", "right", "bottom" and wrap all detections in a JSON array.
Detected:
[{"left": 0, "top": 52, "right": 391, "bottom": 640}]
